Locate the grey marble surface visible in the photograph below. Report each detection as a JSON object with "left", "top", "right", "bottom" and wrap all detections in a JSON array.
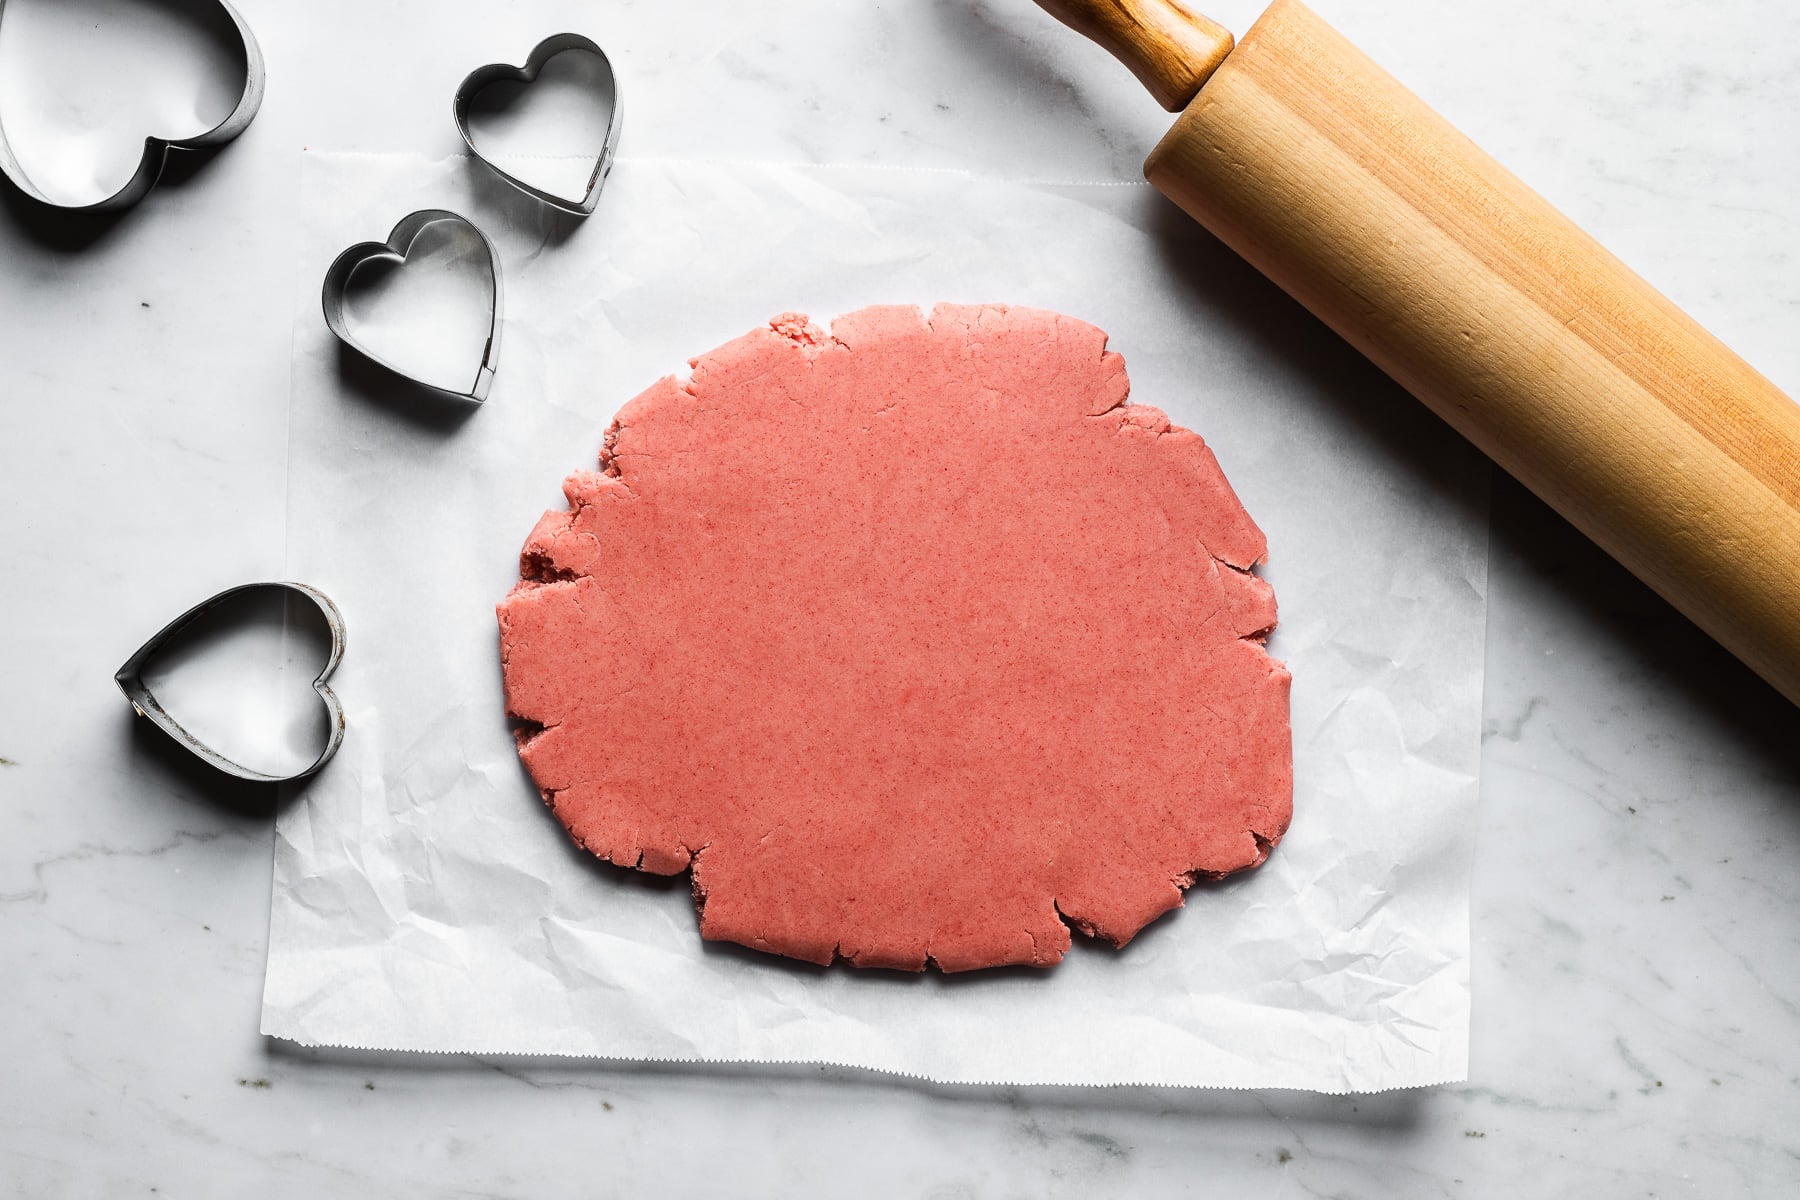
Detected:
[{"left": 1, "top": 0, "right": 1796, "bottom": 1195}]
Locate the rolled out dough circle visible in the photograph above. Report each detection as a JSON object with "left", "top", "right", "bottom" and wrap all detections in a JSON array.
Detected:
[{"left": 498, "top": 304, "right": 1292, "bottom": 972}]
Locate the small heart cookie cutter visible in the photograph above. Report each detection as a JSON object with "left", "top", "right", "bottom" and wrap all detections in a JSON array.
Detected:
[
  {"left": 115, "top": 581, "right": 347, "bottom": 784},
  {"left": 321, "top": 208, "right": 503, "bottom": 402},
  {"left": 0, "top": 0, "right": 266, "bottom": 213},
  {"left": 453, "top": 32, "right": 623, "bottom": 217}
]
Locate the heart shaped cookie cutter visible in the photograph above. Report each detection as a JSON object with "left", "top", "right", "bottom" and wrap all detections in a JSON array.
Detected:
[
  {"left": 115, "top": 581, "right": 347, "bottom": 784},
  {"left": 321, "top": 208, "right": 503, "bottom": 402},
  {"left": 453, "top": 32, "right": 623, "bottom": 217},
  {"left": 0, "top": 0, "right": 266, "bottom": 213}
]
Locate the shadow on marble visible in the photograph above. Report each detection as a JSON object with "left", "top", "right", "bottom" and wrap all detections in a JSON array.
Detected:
[
  {"left": 265, "top": 1040, "right": 1429, "bottom": 1127},
  {"left": 461, "top": 155, "right": 587, "bottom": 250},
  {"left": 123, "top": 713, "right": 320, "bottom": 818},
  {"left": 0, "top": 150, "right": 231, "bottom": 253},
  {"left": 0, "top": 181, "right": 126, "bottom": 251},
  {"left": 1142, "top": 198, "right": 1489, "bottom": 521},
  {"left": 1488, "top": 475, "right": 1800, "bottom": 773},
  {"left": 333, "top": 342, "right": 483, "bottom": 434}
]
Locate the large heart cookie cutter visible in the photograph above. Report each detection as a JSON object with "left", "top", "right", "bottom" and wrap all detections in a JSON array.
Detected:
[
  {"left": 453, "top": 32, "right": 622, "bottom": 217},
  {"left": 321, "top": 208, "right": 503, "bottom": 402},
  {"left": 0, "top": 0, "right": 266, "bottom": 213},
  {"left": 115, "top": 581, "right": 346, "bottom": 784}
]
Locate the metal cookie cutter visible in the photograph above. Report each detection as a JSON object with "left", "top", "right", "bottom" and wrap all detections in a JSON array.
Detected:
[
  {"left": 0, "top": 0, "right": 266, "bottom": 212},
  {"left": 321, "top": 209, "right": 503, "bottom": 402},
  {"left": 453, "top": 33, "right": 623, "bottom": 216},
  {"left": 115, "top": 582, "right": 346, "bottom": 784}
]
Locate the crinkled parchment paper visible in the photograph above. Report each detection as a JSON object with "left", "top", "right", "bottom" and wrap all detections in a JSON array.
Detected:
[{"left": 266, "top": 152, "right": 1488, "bottom": 1090}]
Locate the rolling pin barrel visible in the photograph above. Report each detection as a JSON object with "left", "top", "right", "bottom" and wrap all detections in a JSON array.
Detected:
[{"left": 1038, "top": 0, "right": 1800, "bottom": 705}]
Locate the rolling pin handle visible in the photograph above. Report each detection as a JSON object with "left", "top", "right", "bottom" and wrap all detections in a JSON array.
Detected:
[{"left": 1031, "top": 0, "right": 1235, "bottom": 111}]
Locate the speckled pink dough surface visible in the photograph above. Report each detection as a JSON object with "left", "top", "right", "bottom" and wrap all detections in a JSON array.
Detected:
[{"left": 498, "top": 304, "right": 1292, "bottom": 972}]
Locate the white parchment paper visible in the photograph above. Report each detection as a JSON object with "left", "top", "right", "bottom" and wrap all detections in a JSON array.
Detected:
[{"left": 266, "top": 152, "right": 1489, "bottom": 1090}]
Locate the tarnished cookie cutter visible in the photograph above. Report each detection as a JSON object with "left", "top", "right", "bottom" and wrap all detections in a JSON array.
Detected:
[
  {"left": 321, "top": 208, "right": 503, "bottom": 402},
  {"left": 0, "top": 0, "right": 265, "bottom": 212},
  {"left": 453, "top": 32, "right": 622, "bottom": 217},
  {"left": 115, "top": 581, "right": 346, "bottom": 784}
]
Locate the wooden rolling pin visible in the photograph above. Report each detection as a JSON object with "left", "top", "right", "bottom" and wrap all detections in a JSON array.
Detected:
[{"left": 1035, "top": 0, "right": 1800, "bottom": 705}]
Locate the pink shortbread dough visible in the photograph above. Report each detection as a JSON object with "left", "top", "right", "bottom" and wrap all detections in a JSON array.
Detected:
[{"left": 498, "top": 304, "right": 1292, "bottom": 972}]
